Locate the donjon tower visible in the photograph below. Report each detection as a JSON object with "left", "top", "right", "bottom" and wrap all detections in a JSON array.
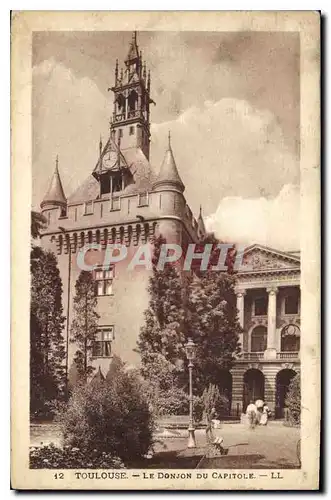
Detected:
[{"left": 40, "top": 32, "right": 205, "bottom": 379}]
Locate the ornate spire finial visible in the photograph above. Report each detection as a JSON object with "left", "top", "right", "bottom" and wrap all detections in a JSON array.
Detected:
[
  {"left": 55, "top": 155, "right": 59, "bottom": 171},
  {"left": 117, "top": 134, "right": 121, "bottom": 167},
  {"left": 99, "top": 135, "right": 102, "bottom": 156},
  {"left": 199, "top": 205, "right": 202, "bottom": 216},
  {"left": 168, "top": 130, "right": 171, "bottom": 149},
  {"left": 115, "top": 59, "right": 119, "bottom": 83},
  {"left": 147, "top": 69, "right": 151, "bottom": 92}
]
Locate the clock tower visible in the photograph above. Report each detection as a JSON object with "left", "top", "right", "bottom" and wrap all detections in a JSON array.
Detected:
[{"left": 109, "top": 31, "right": 154, "bottom": 160}]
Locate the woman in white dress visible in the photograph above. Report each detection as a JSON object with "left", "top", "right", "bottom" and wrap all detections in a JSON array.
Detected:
[{"left": 260, "top": 404, "right": 270, "bottom": 425}]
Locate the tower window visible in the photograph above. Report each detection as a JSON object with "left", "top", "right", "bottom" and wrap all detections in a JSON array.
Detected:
[
  {"left": 92, "top": 326, "right": 114, "bottom": 358},
  {"left": 84, "top": 201, "right": 93, "bottom": 215},
  {"left": 94, "top": 266, "right": 114, "bottom": 296},
  {"left": 59, "top": 206, "right": 67, "bottom": 218},
  {"left": 110, "top": 196, "right": 121, "bottom": 211},
  {"left": 128, "top": 90, "right": 138, "bottom": 112},
  {"left": 129, "top": 126, "right": 135, "bottom": 135},
  {"left": 115, "top": 94, "right": 125, "bottom": 114},
  {"left": 138, "top": 192, "right": 149, "bottom": 207},
  {"left": 100, "top": 172, "right": 111, "bottom": 196}
]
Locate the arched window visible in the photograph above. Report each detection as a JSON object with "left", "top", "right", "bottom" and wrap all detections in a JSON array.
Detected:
[
  {"left": 115, "top": 94, "right": 125, "bottom": 114},
  {"left": 281, "top": 324, "right": 300, "bottom": 352},
  {"left": 128, "top": 90, "right": 138, "bottom": 112},
  {"left": 251, "top": 326, "right": 267, "bottom": 352}
]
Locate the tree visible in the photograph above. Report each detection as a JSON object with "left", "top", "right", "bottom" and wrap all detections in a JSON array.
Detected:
[
  {"left": 70, "top": 271, "right": 100, "bottom": 383},
  {"left": 61, "top": 359, "right": 154, "bottom": 464},
  {"left": 30, "top": 247, "right": 66, "bottom": 417},
  {"left": 31, "top": 210, "right": 47, "bottom": 239},
  {"left": 187, "top": 269, "right": 241, "bottom": 392},
  {"left": 137, "top": 235, "right": 186, "bottom": 387},
  {"left": 285, "top": 374, "right": 301, "bottom": 425}
]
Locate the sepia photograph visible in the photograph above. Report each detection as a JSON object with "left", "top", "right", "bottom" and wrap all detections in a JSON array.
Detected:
[{"left": 11, "top": 11, "right": 320, "bottom": 490}]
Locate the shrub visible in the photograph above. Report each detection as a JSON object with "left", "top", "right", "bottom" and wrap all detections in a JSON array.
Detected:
[
  {"left": 285, "top": 374, "right": 301, "bottom": 425},
  {"left": 30, "top": 443, "right": 124, "bottom": 469},
  {"left": 202, "top": 384, "right": 229, "bottom": 423},
  {"left": 154, "top": 389, "right": 203, "bottom": 421},
  {"left": 143, "top": 383, "right": 203, "bottom": 422},
  {"left": 60, "top": 363, "right": 154, "bottom": 464}
]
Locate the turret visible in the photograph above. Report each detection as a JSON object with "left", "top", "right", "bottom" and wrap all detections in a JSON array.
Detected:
[
  {"left": 152, "top": 132, "right": 185, "bottom": 193},
  {"left": 40, "top": 156, "right": 67, "bottom": 211}
]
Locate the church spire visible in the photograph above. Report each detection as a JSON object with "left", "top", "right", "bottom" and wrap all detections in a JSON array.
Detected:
[
  {"left": 41, "top": 156, "right": 67, "bottom": 209},
  {"left": 153, "top": 132, "right": 185, "bottom": 193}
]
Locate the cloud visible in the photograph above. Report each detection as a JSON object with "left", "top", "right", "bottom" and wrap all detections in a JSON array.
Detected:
[
  {"left": 32, "top": 58, "right": 109, "bottom": 208},
  {"left": 205, "top": 184, "right": 300, "bottom": 251},
  {"left": 151, "top": 98, "right": 299, "bottom": 215},
  {"left": 32, "top": 59, "right": 300, "bottom": 251}
]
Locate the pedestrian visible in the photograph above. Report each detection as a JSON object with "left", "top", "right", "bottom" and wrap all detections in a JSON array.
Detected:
[
  {"left": 246, "top": 400, "right": 257, "bottom": 429},
  {"left": 205, "top": 406, "right": 217, "bottom": 443},
  {"left": 260, "top": 403, "right": 271, "bottom": 425}
]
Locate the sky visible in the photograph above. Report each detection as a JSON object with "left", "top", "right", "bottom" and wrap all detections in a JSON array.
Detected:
[{"left": 32, "top": 30, "right": 300, "bottom": 250}]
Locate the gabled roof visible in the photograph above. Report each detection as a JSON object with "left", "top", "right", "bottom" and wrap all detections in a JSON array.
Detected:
[
  {"left": 41, "top": 158, "right": 66, "bottom": 208},
  {"left": 93, "top": 137, "right": 128, "bottom": 174},
  {"left": 243, "top": 243, "right": 300, "bottom": 263},
  {"left": 68, "top": 146, "right": 155, "bottom": 204},
  {"left": 153, "top": 135, "right": 185, "bottom": 192},
  {"left": 238, "top": 243, "right": 301, "bottom": 274}
]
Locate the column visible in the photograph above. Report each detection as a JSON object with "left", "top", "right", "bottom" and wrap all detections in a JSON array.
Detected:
[
  {"left": 265, "top": 287, "right": 278, "bottom": 359},
  {"left": 236, "top": 290, "right": 246, "bottom": 351}
]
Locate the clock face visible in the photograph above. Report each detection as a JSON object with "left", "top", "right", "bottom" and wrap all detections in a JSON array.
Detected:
[
  {"left": 103, "top": 151, "right": 117, "bottom": 170},
  {"left": 287, "top": 325, "right": 295, "bottom": 336}
]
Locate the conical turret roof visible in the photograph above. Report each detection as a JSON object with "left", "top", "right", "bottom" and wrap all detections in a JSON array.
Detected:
[
  {"left": 153, "top": 133, "right": 185, "bottom": 192},
  {"left": 41, "top": 157, "right": 67, "bottom": 209}
]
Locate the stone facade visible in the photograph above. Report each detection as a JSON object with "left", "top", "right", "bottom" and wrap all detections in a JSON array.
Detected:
[{"left": 231, "top": 244, "right": 301, "bottom": 418}]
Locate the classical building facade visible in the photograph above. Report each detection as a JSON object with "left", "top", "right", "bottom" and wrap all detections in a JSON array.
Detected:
[
  {"left": 231, "top": 244, "right": 300, "bottom": 417},
  {"left": 39, "top": 33, "right": 300, "bottom": 418}
]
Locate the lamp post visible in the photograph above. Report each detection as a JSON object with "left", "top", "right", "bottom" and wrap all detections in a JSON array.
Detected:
[
  {"left": 185, "top": 338, "right": 197, "bottom": 449},
  {"left": 59, "top": 226, "right": 71, "bottom": 400}
]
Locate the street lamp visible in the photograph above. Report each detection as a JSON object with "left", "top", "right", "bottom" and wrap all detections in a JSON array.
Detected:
[{"left": 185, "top": 338, "right": 197, "bottom": 449}]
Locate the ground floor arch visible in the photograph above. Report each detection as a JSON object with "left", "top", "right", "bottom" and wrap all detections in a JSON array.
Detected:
[
  {"left": 243, "top": 368, "right": 265, "bottom": 412},
  {"left": 275, "top": 368, "right": 297, "bottom": 419}
]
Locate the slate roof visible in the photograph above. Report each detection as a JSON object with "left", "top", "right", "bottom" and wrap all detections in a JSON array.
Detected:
[
  {"left": 41, "top": 160, "right": 67, "bottom": 208},
  {"left": 153, "top": 140, "right": 185, "bottom": 192}
]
